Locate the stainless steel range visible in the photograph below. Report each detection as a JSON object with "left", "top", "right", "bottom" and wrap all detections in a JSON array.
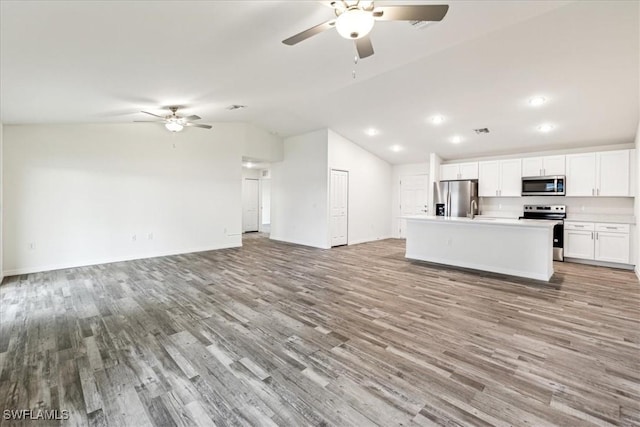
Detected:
[{"left": 520, "top": 205, "right": 566, "bottom": 261}]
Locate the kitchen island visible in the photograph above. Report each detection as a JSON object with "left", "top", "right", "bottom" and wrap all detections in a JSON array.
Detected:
[{"left": 403, "top": 216, "right": 557, "bottom": 281}]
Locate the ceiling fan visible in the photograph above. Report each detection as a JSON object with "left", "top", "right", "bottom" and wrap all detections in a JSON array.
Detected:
[
  {"left": 135, "top": 106, "right": 212, "bottom": 132},
  {"left": 282, "top": 1, "right": 449, "bottom": 59}
]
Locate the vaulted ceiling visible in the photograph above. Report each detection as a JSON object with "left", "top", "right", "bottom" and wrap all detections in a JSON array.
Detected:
[{"left": 1, "top": 1, "right": 638, "bottom": 163}]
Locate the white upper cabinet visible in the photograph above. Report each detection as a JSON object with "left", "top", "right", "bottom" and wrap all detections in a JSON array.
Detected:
[
  {"left": 521, "top": 155, "right": 565, "bottom": 177},
  {"left": 566, "top": 153, "right": 597, "bottom": 196},
  {"left": 458, "top": 162, "right": 479, "bottom": 180},
  {"left": 440, "top": 162, "right": 478, "bottom": 181},
  {"left": 479, "top": 159, "right": 521, "bottom": 197},
  {"left": 566, "top": 150, "right": 630, "bottom": 197},
  {"left": 478, "top": 161, "right": 500, "bottom": 197},
  {"left": 598, "top": 150, "right": 630, "bottom": 196}
]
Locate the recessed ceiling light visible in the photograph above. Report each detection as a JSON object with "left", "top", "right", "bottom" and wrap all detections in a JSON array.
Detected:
[
  {"left": 430, "top": 115, "right": 445, "bottom": 125},
  {"left": 537, "top": 123, "right": 554, "bottom": 133},
  {"left": 389, "top": 145, "right": 403, "bottom": 152},
  {"left": 529, "top": 96, "right": 547, "bottom": 107},
  {"left": 365, "top": 128, "right": 379, "bottom": 136},
  {"left": 245, "top": 162, "right": 253, "bottom": 168},
  {"left": 450, "top": 135, "right": 463, "bottom": 144}
]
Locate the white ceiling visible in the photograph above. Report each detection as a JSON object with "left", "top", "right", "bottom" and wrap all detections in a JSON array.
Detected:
[{"left": 1, "top": 1, "right": 638, "bottom": 163}]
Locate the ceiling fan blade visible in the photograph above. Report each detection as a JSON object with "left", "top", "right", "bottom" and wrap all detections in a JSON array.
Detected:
[
  {"left": 186, "top": 123, "right": 213, "bottom": 129},
  {"left": 141, "top": 111, "right": 165, "bottom": 119},
  {"left": 282, "top": 20, "right": 336, "bottom": 45},
  {"left": 355, "top": 36, "right": 374, "bottom": 59},
  {"left": 373, "top": 5, "right": 449, "bottom": 22},
  {"left": 185, "top": 115, "right": 201, "bottom": 121}
]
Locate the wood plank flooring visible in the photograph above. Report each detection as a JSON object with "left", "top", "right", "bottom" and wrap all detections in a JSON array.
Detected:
[{"left": 1, "top": 234, "right": 639, "bottom": 426}]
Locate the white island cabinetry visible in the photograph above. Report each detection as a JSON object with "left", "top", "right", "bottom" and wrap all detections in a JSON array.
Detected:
[{"left": 404, "top": 216, "right": 555, "bottom": 281}]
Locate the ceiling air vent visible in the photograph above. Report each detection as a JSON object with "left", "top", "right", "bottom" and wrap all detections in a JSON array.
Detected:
[
  {"left": 226, "top": 104, "right": 247, "bottom": 111},
  {"left": 473, "top": 128, "right": 490, "bottom": 134}
]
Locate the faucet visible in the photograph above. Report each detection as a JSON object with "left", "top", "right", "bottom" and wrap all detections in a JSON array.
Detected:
[{"left": 468, "top": 199, "right": 478, "bottom": 219}]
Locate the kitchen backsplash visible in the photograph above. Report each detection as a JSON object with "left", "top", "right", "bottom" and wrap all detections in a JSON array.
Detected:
[{"left": 480, "top": 196, "right": 634, "bottom": 219}]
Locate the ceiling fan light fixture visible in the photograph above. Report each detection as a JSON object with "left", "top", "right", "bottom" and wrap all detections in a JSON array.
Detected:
[
  {"left": 165, "top": 120, "right": 184, "bottom": 132},
  {"left": 335, "top": 8, "right": 375, "bottom": 40}
]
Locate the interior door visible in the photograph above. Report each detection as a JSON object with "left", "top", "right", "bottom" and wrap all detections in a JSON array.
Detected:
[
  {"left": 242, "top": 178, "right": 259, "bottom": 232},
  {"left": 399, "top": 174, "right": 429, "bottom": 237},
  {"left": 330, "top": 170, "right": 348, "bottom": 247}
]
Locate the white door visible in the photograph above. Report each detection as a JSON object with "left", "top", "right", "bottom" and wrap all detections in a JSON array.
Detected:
[
  {"left": 499, "top": 159, "right": 522, "bottom": 197},
  {"left": 330, "top": 170, "right": 348, "bottom": 247},
  {"left": 597, "top": 150, "right": 630, "bottom": 197},
  {"left": 566, "top": 153, "right": 597, "bottom": 196},
  {"left": 242, "top": 178, "right": 259, "bottom": 232},
  {"left": 399, "top": 174, "right": 429, "bottom": 237}
]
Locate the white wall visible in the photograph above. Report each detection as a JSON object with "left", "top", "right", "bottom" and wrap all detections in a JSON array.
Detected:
[
  {"left": 270, "top": 129, "right": 330, "bottom": 248},
  {"left": 3, "top": 123, "right": 246, "bottom": 275},
  {"left": 328, "top": 130, "right": 392, "bottom": 245},
  {"left": 390, "top": 162, "right": 429, "bottom": 238},
  {"left": 635, "top": 121, "right": 640, "bottom": 277},
  {"left": 244, "top": 124, "right": 283, "bottom": 162},
  {"left": 0, "top": 122, "right": 3, "bottom": 283}
]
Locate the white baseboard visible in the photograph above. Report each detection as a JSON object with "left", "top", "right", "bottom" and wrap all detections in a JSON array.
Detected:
[
  {"left": 348, "top": 235, "right": 393, "bottom": 246},
  {"left": 564, "top": 257, "right": 635, "bottom": 271},
  {"left": 2, "top": 242, "right": 242, "bottom": 277},
  {"left": 268, "top": 235, "right": 330, "bottom": 250}
]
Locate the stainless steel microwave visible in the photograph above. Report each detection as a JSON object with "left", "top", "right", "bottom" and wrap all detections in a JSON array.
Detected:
[{"left": 521, "top": 176, "right": 565, "bottom": 196}]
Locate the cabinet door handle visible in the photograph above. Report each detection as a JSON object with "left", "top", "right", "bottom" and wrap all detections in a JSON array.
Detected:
[
  {"left": 597, "top": 188, "right": 600, "bottom": 196},
  {"left": 591, "top": 232, "right": 594, "bottom": 240},
  {"left": 574, "top": 225, "right": 584, "bottom": 228},
  {"left": 591, "top": 188, "right": 595, "bottom": 196},
  {"left": 605, "top": 226, "right": 616, "bottom": 230}
]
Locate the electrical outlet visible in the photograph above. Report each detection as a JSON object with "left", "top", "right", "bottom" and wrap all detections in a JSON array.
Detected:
[
  {"left": 132, "top": 234, "right": 137, "bottom": 242},
  {"left": 148, "top": 233, "right": 154, "bottom": 240}
]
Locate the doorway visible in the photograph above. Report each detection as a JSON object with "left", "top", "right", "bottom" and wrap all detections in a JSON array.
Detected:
[
  {"left": 242, "top": 178, "right": 259, "bottom": 233},
  {"left": 399, "top": 174, "right": 429, "bottom": 238},
  {"left": 330, "top": 169, "right": 348, "bottom": 247}
]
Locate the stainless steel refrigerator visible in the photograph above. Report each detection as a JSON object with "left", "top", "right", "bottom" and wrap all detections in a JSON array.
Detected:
[{"left": 434, "top": 180, "right": 479, "bottom": 217}]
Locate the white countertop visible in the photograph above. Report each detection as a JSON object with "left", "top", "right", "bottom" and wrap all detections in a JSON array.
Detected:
[
  {"left": 565, "top": 214, "right": 635, "bottom": 225},
  {"left": 402, "top": 215, "right": 557, "bottom": 228}
]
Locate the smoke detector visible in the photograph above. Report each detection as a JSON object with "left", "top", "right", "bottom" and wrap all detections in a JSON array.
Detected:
[
  {"left": 226, "top": 104, "right": 247, "bottom": 111},
  {"left": 473, "top": 128, "right": 490, "bottom": 134}
]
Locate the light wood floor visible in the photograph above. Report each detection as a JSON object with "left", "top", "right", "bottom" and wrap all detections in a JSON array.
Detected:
[{"left": 1, "top": 234, "right": 639, "bottom": 426}]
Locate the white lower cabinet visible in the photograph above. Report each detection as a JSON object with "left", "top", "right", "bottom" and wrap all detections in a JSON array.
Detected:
[{"left": 564, "top": 222, "right": 630, "bottom": 264}]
